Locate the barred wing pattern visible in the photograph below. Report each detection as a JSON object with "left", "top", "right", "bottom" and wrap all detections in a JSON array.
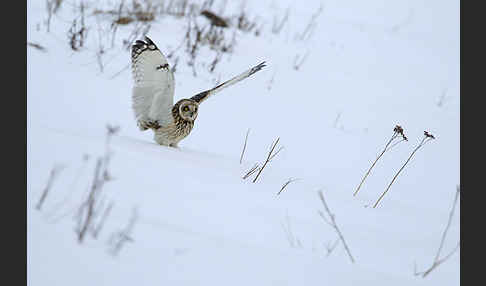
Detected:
[
  {"left": 191, "top": 62, "right": 266, "bottom": 104},
  {"left": 131, "top": 36, "right": 175, "bottom": 128}
]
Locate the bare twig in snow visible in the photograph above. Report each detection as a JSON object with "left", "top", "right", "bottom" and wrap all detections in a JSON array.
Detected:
[
  {"left": 414, "top": 186, "right": 460, "bottom": 278},
  {"left": 267, "top": 69, "right": 276, "bottom": 91},
  {"left": 317, "top": 190, "right": 355, "bottom": 263},
  {"left": 437, "top": 88, "right": 450, "bottom": 107},
  {"left": 108, "top": 207, "right": 139, "bottom": 256},
  {"left": 91, "top": 201, "right": 114, "bottom": 239},
  {"left": 44, "top": 155, "right": 90, "bottom": 221},
  {"left": 281, "top": 211, "right": 302, "bottom": 248},
  {"left": 252, "top": 137, "right": 283, "bottom": 183},
  {"left": 293, "top": 52, "right": 309, "bottom": 70},
  {"left": 272, "top": 7, "right": 290, "bottom": 34},
  {"left": 373, "top": 130, "right": 435, "bottom": 208},
  {"left": 36, "top": 165, "right": 64, "bottom": 211},
  {"left": 27, "top": 42, "right": 47, "bottom": 52},
  {"left": 239, "top": 128, "right": 250, "bottom": 164},
  {"left": 277, "top": 178, "right": 300, "bottom": 196},
  {"left": 75, "top": 125, "right": 119, "bottom": 243},
  {"left": 325, "top": 237, "right": 340, "bottom": 257},
  {"left": 354, "top": 125, "right": 408, "bottom": 197},
  {"left": 242, "top": 163, "right": 260, "bottom": 180},
  {"left": 297, "top": 4, "right": 323, "bottom": 41}
]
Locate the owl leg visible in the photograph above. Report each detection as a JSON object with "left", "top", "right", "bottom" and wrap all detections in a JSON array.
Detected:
[
  {"left": 138, "top": 119, "right": 161, "bottom": 131},
  {"left": 169, "top": 142, "right": 179, "bottom": 148}
]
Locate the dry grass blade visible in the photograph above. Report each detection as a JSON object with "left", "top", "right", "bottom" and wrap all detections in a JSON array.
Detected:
[
  {"left": 27, "top": 42, "right": 47, "bottom": 52},
  {"left": 272, "top": 7, "right": 290, "bottom": 34},
  {"left": 242, "top": 163, "right": 260, "bottom": 180},
  {"left": 36, "top": 165, "right": 63, "bottom": 211},
  {"left": 252, "top": 137, "right": 282, "bottom": 183},
  {"left": 239, "top": 128, "right": 250, "bottom": 164},
  {"left": 277, "top": 178, "right": 299, "bottom": 195},
  {"left": 75, "top": 125, "right": 120, "bottom": 243},
  {"left": 91, "top": 201, "right": 114, "bottom": 238},
  {"left": 373, "top": 131, "right": 435, "bottom": 208},
  {"left": 325, "top": 237, "right": 340, "bottom": 257},
  {"left": 354, "top": 125, "right": 408, "bottom": 197},
  {"left": 317, "top": 190, "right": 355, "bottom": 263},
  {"left": 108, "top": 207, "right": 139, "bottom": 256},
  {"left": 415, "top": 186, "right": 460, "bottom": 278}
]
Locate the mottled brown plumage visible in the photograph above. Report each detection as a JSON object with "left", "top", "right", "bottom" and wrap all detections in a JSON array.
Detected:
[{"left": 131, "top": 36, "right": 265, "bottom": 147}]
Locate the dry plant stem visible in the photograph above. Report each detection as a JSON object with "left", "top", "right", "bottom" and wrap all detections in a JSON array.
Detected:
[
  {"left": 77, "top": 158, "right": 103, "bottom": 243},
  {"left": 298, "top": 4, "right": 323, "bottom": 41},
  {"left": 282, "top": 212, "right": 301, "bottom": 248},
  {"left": 416, "top": 187, "right": 460, "bottom": 278},
  {"left": 277, "top": 178, "right": 299, "bottom": 195},
  {"left": 77, "top": 125, "right": 119, "bottom": 243},
  {"left": 92, "top": 201, "right": 114, "bottom": 238},
  {"left": 252, "top": 137, "right": 281, "bottom": 183},
  {"left": 318, "top": 190, "right": 355, "bottom": 263},
  {"left": 373, "top": 136, "right": 434, "bottom": 208},
  {"left": 27, "top": 42, "right": 47, "bottom": 52},
  {"left": 44, "top": 156, "right": 90, "bottom": 220},
  {"left": 108, "top": 208, "right": 139, "bottom": 256},
  {"left": 326, "top": 237, "right": 340, "bottom": 257},
  {"left": 272, "top": 7, "right": 290, "bottom": 34},
  {"left": 36, "top": 166, "right": 63, "bottom": 210},
  {"left": 239, "top": 128, "right": 250, "bottom": 164},
  {"left": 353, "top": 132, "right": 400, "bottom": 196},
  {"left": 242, "top": 163, "right": 260, "bottom": 180}
]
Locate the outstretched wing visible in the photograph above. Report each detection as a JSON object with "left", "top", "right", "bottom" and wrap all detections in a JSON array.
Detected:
[
  {"left": 131, "top": 36, "right": 175, "bottom": 128},
  {"left": 191, "top": 62, "right": 266, "bottom": 104}
]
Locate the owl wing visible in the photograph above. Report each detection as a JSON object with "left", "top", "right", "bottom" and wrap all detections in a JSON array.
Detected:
[
  {"left": 191, "top": 62, "right": 266, "bottom": 104},
  {"left": 131, "top": 36, "right": 175, "bottom": 129}
]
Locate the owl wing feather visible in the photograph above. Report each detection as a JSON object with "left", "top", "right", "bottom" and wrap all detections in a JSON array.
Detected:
[
  {"left": 131, "top": 36, "right": 175, "bottom": 129},
  {"left": 191, "top": 62, "right": 266, "bottom": 104}
]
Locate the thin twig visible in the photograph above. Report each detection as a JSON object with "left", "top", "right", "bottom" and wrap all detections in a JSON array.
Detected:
[
  {"left": 239, "top": 128, "right": 250, "bottom": 164},
  {"left": 252, "top": 137, "right": 282, "bottom": 183},
  {"left": 373, "top": 132, "right": 435, "bottom": 208},
  {"left": 354, "top": 125, "right": 407, "bottom": 197},
  {"left": 242, "top": 163, "right": 260, "bottom": 180},
  {"left": 91, "top": 201, "right": 114, "bottom": 238},
  {"left": 281, "top": 211, "right": 301, "bottom": 248},
  {"left": 415, "top": 186, "right": 460, "bottom": 277},
  {"left": 36, "top": 166, "right": 63, "bottom": 210},
  {"left": 108, "top": 207, "right": 139, "bottom": 256},
  {"left": 325, "top": 237, "right": 340, "bottom": 257},
  {"left": 277, "top": 178, "right": 300, "bottom": 195},
  {"left": 318, "top": 190, "right": 355, "bottom": 263},
  {"left": 27, "top": 42, "right": 47, "bottom": 52}
]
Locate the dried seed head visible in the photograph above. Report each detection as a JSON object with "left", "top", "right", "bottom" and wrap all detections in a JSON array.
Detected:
[
  {"left": 106, "top": 124, "right": 120, "bottom": 135},
  {"left": 424, "top": 131, "right": 435, "bottom": 139},
  {"left": 394, "top": 125, "right": 404, "bottom": 135},
  {"left": 394, "top": 125, "right": 407, "bottom": 140}
]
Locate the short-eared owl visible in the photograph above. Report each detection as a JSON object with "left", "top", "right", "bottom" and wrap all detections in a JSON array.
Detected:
[{"left": 131, "top": 36, "right": 266, "bottom": 147}]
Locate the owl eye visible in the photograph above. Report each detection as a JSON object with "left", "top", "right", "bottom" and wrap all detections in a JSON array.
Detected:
[{"left": 183, "top": 106, "right": 189, "bottom": 111}]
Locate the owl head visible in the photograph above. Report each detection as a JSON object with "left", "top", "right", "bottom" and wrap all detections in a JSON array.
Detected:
[{"left": 176, "top": 99, "right": 199, "bottom": 122}]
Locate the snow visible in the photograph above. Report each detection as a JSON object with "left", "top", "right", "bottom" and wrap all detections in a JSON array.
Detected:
[{"left": 28, "top": 0, "right": 459, "bottom": 285}]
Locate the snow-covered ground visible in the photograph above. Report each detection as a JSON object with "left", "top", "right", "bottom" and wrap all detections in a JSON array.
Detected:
[{"left": 27, "top": 0, "right": 459, "bottom": 285}]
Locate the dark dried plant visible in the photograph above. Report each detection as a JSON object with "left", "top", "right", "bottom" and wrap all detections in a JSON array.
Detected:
[
  {"left": 414, "top": 186, "right": 460, "bottom": 278},
  {"left": 353, "top": 125, "right": 408, "bottom": 197},
  {"left": 373, "top": 130, "right": 436, "bottom": 208},
  {"left": 317, "top": 190, "right": 355, "bottom": 263}
]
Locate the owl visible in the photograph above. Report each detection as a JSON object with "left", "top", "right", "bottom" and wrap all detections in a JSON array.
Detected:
[{"left": 131, "top": 36, "right": 266, "bottom": 147}]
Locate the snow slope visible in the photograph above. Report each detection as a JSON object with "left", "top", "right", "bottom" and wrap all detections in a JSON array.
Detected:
[{"left": 27, "top": 0, "right": 459, "bottom": 285}]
